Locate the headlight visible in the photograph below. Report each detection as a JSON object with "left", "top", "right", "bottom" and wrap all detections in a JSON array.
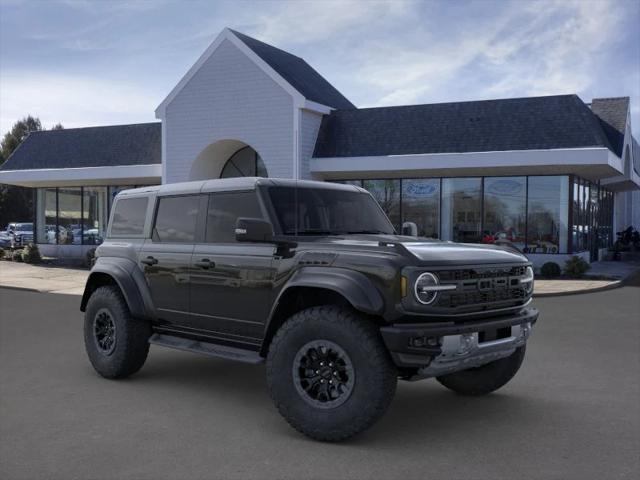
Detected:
[
  {"left": 414, "top": 272, "right": 455, "bottom": 305},
  {"left": 521, "top": 266, "right": 534, "bottom": 293}
]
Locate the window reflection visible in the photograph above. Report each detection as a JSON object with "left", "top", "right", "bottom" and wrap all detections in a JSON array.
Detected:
[
  {"left": 441, "top": 178, "right": 481, "bottom": 243},
  {"left": 526, "top": 176, "right": 569, "bottom": 254},
  {"left": 83, "top": 187, "right": 107, "bottom": 245},
  {"left": 57, "top": 188, "right": 82, "bottom": 245},
  {"left": 362, "top": 179, "right": 401, "bottom": 231},
  {"left": 483, "top": 177, "right": 526, "bottom": 251},
  {"left": 402, "top": 179, "right": 439, "bottom": 238},
  {"left": 36, "top": 188, "right": 57, "bottom": 244}
]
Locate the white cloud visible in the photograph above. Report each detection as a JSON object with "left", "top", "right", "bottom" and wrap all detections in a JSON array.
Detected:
[
  {"left": 245, "top": 0, "right": 411, "bottom": 44},
  {"left": 345, "top": 0, "right": 626, "bottom": 107},
  {"left": 0, "top": 71, "right": 158, "bottom": 133}
]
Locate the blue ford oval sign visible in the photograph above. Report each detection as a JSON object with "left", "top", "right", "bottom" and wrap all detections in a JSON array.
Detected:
[
  {"left": 487, "top": 179, "right": 523, "bottom": 195},
  {"left": 405, "top": 182, "right": 438, "bottom": 197}
]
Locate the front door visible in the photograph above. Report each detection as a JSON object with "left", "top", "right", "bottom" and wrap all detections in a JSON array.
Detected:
[
  {"left": 139, "top": 194, "right": 202, "bottom": 326},
  {"left": 188, "top": 191, "right": 276, "bottom": 347}
]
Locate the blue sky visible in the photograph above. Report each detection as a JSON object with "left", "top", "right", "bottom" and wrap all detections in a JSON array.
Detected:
[{"left": 1, "top": 0, "right": 639, "bottom": 135}]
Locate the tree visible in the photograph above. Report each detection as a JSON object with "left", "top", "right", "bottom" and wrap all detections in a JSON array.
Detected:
[
  {"left": 0, "top": 116, "right": 63, "bottom": 228},
  {"left": 0, "top": 115, "right": 42, "bottom": 165}
]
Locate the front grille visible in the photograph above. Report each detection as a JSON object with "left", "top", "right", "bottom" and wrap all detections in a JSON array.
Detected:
[
  {"left": 440, "top": 286, "right": 528, "bottom": 308},
  {"left": 433, "top": 265, "right": 530, "bottom": 311},
  {"left": 437, "top": 266, "right": 526, "bottom": 282}
]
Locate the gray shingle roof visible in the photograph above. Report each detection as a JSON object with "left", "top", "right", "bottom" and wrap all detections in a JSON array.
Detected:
[
  {"left": 1, "top": 122, "right": 161, "bottom": 171},
  {"left": 313, "top": 95, "right": 616, "bottom": 158},
  {"left": 230, "top": 29, "right": 355, "bottom": 110},
  {"left": 590, "top": 97, "right": 629, "bottom": 157}
]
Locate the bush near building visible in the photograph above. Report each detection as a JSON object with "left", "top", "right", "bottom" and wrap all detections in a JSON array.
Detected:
[
  {"left": 564, "top": 256, "right": 590, "bottom": 277},
  {"left": 21, "top": 243, "right": 42, "bottom": 264},
  {"left": 540, "top": 262, "right": 562, "bottom": 278}
]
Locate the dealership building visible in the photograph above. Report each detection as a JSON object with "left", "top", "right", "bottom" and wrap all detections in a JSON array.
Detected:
[{"left": 1, "top": 28, "right": 638, "bottom": 266}]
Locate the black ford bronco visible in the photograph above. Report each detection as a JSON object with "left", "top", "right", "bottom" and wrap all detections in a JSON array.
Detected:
[{"left": 81, "top": 178, "right": 537, "bottom": 441}]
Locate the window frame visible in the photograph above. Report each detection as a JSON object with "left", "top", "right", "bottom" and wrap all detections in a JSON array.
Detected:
[
  {"left": 150, "top": 193, "right": 205, "bottom": 244},
  {"left": 108, "top": 196, "right": 151, "bottom": 239},
  {"left": 202, "top": 190, "right": 266, "bottom": 244}
]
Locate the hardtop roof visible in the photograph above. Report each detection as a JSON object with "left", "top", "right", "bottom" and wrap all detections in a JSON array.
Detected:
[{"left": 115, "top": 177, "right": 364, "bottom": 198}]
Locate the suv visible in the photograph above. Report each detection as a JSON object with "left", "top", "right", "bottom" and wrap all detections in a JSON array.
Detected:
[
  {"left": 81, "top": 178, "right": 538, "bottom": 441},
  {"left": 4, "top": 222, "right": 34, "bottom": 248}
]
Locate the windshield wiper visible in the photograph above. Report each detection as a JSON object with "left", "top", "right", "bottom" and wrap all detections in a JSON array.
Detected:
[{"left": 345, "top": 230, "right": 390, "bottom": 235}]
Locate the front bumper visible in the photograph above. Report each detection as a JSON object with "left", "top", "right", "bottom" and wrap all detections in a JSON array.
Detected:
[{"left": 380, "top": 307, "right": 538, "bottom": 376}]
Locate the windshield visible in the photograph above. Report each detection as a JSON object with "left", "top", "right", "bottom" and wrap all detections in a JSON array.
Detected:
[
  {"left": 268, "top": 186, "right": 395, "bottom": 236},
  {"left": 14, "top": 223, "right": 33, "bottom": 232}
]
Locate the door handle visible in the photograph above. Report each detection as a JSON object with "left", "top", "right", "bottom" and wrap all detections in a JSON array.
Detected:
[
  {"left": 141, "top": 256, "right": 158, "bottom": 266},
  {"left": 194, "top": 258, "right": 214, "bottom": 269}
]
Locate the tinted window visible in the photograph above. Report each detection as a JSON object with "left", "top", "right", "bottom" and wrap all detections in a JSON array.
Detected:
[
  {"left": 154, "top": 195, "right": 200, "bottom": 243},
  {"left": 110, "top": 197, "right": 148, "bottom": 236},
  {"left": 205, "top": 192, "right": 262, "bottom": 243},
  {"left": 268, "top": 186, "right": 394, "bottom": 235}
]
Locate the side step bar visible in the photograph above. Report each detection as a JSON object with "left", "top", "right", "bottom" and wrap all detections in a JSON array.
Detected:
[{"left": 149, "top": 333, "right": 264, "bottom": 364}]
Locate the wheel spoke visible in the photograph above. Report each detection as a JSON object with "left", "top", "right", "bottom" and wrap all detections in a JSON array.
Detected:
[{"left": 293, "top": 340, "right": 355, "bottom": 408}]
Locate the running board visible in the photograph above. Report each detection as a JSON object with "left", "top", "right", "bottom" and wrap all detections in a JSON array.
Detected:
[{"left": 149, "top": 333, "right": 264, "bottom": 364}]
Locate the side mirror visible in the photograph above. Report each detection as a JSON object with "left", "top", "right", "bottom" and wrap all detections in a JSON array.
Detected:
[{"left": 235, "top": 217, "right": 274, "bottom": 243}]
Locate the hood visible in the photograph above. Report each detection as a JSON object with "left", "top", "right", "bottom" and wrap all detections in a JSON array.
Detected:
[
  {"left": 401, "top": 241, "right": 528, "bottom": 266},
  {"left": 315, "top": 235, "right": 528, "bottom": 266}
]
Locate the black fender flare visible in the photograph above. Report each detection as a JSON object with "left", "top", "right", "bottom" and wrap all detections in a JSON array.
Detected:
[
  {"left": 261, "top": 267, "right": 385, "bottom": 354},
  {"left": 80, "top": 257, "right": 156, "bottom": 321}
]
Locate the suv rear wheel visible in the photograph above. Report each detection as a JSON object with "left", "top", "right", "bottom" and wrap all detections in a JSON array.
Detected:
[
  {"left": 84, "top": 286, "right": 151, "bottom": 379},
  {"left": 266, "top": 305, "right": 397, "bottom": 442},
  {"left": 436, "top": 345, "right": 526, "bottom": 396}
]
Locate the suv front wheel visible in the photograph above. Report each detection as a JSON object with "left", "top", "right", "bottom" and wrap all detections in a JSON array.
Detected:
[
  {"left": 84, "top": 286, "right": 151, "bottom": 379},
  {"left": 266, "top": 305, "right": 397, "bottom": 442}
]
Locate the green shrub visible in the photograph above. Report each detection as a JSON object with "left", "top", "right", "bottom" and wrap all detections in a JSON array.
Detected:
[
  {"left": 540, "top": 262, "right": 561, "bottom": 278},
  {"left": 21, "top": 243, "right": 42, "bottom": 264},
  {"left": 564, "top": 256, "right": 590, "bottom": 277},
  {"left": 0, "top": 248, "right": 5, "bottom": 260},
  {"left": 13, "top": 250, "right": 24, "bottom": 262}
]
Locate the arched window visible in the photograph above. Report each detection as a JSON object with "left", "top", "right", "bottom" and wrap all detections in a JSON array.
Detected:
[{"left": 220, "top": 146, "right": 268, "bottom": 178}]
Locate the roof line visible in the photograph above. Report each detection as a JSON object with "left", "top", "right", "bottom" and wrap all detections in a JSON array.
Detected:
[
  {"left": 345, "top": 94, "right": 580, "bottom": 112},
  {"left": 26, "top": 121, "right": 160, "bottom": 134}
]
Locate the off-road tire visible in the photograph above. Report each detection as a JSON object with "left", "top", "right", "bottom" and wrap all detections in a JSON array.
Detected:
[
  {"left": 266, "top": 305, "right": 397, "bottom": 442},
  {"left": 436, "top": 345, "right": 526, "bottom": 396},
  {"left": 84, "top": 286, "right": 151, "bottom": 379}
]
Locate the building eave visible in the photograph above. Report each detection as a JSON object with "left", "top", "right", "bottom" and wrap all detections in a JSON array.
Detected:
[
  {"left": 0, "top": 164, "right": 162, "bottom": 188},
  {"left": 310, "top": 147, "right": 621, "bottom": 182}
]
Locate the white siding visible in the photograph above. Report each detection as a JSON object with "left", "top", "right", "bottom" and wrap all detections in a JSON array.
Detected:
[
  {"left": 163, "top": 39, "right": 294, "bottom": 183},
  {"left": 299, "top": 110, "right": 324, "bottom": 180}
]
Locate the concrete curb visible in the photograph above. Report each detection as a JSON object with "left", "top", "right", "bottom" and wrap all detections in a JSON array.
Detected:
[
  {"left": 533, "top": 280, "right": 623, "bottom": 298},
  {"left": 0, "top": 285, "right": 41, "bottom": 294}
]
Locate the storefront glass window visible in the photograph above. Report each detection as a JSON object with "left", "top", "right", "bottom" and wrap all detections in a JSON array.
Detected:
[
  {"left": 526, "top": 176, "right": 569, "bottom": 254},
  {"left": 441, "top": 178, "right": 481, "bottom": 243},
  {"left": 483, "top": 177, "right": 526, "bottom": 251},
  {"left": 362, "top": 179, "right": 401, "bottom": 231},
  {"left": 83, "top": 187, "right": 107, "bottom": 245},
  {"left": 36, "top": 188, "right": 57, "bottom": 244},
  {"left": 57, "top": 188, "right": 82, "bottom": 245},
  {"left": 401, "top": 179, "right": 440, "bottom": 238}
]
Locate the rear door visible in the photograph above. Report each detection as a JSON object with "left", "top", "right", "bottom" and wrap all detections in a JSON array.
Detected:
[
  {"left": 188, "top": 191, "right": 276, "bottom": 346},
  {"left": 138, "top": 194, "right": 203, "bottom": 326}
]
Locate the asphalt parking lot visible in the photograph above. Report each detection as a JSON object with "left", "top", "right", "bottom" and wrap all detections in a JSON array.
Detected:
[{"left": 1, "top": 279, "right": 639, "bottom": 480}]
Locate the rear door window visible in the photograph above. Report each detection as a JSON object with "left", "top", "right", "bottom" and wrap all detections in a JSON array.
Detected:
[
  {"left": 110, "top": 197, "right": 148, "bottom": 236},
  {"left": 153, "top": 195, "right": 200, "bottom": 243},
  {"left": 205, "top": 192, "right": 263, "bottom": 243}
]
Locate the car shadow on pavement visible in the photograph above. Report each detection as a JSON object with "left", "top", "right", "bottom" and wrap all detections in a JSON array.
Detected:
[{"left": 122, "top": 348, "right": 552, "bottom": 446}]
